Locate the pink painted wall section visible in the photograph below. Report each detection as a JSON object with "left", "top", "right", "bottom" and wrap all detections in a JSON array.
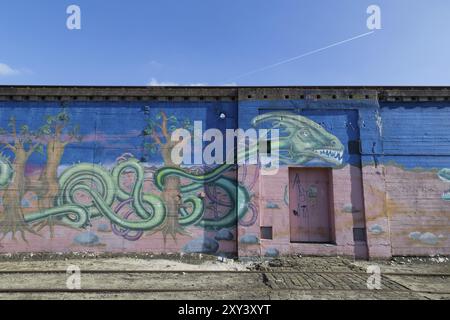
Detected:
[
  {"left": 238, "top": 165, "right": 369, "bottom": 259},
  {"left": 362, "top": 165, "right": 392, "bottom": 259},
  {"left": 330, "top": 165, "right": 368, "bottom": 259},
  {"left": 237, "top": 165, "right": 262, "bottom": 257},
  {"left": 385, "top": 166, "right": 450, "bottom": 256},
  {"left": 238, "top": 162, "right": 450, "bottom": 259},
  {"left": 362, "top": 165, "right": 450, "bottom": 258}
]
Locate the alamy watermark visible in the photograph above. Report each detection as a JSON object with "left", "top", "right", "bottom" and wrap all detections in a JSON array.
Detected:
[
  {"left": 64, "top": 5, "right": 380, "bottom": 33},
  {"left": 367, "top": 5, "right": 382, "bottom": 30},
  {"left": 366, "top": 265, "right": 382, "bottom": 290},
  {"left": 66, "top": 5, "right": 81, "bottom": 30},
  {"left": 170, "top": 121, "right": 280, "bottom": 175},
  {"left": 66, "top": 265, "right": 81, "bottom": 290}
]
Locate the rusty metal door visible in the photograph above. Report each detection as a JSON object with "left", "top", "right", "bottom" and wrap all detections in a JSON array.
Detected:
[{"left": 289, "top": 168, "right": 332, "bottom": 243}]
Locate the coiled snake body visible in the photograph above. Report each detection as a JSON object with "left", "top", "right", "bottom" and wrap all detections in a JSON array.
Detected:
[{"left": 0, "top": 156, "right": 250, "bottom": 232}]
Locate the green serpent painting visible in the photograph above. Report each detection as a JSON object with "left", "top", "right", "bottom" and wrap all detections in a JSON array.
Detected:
[
  {"left": 0, "top": 151, "right": 251, "bottom": 241},
  {"left": 252, "top": 112, "right": 345, "bottom": 166},
  {"left": 10, "top": 158, "right": 248, "bottom": 231}
]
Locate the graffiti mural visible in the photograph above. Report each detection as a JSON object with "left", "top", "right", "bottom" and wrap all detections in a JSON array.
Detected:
[
  {"left": 0, "top": 108, "right": 255, "bottom": 251},
  {"left": 0, "top": 110, "right": 81, "bottom": 240},
  {"left": 0, "top": 98, "right": 448, "bottom": 259},
  {"left": 252, "top": 112, "right": 344, "bottom": 166},
  {"left": 0, "top": 107, "right": 346, "bottom": 253}
]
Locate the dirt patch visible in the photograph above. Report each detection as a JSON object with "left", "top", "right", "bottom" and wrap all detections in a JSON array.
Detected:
[
  {"left": 0, "top": 255, "right": 448, "bottom": 300},
  {"left": 351, "top": 255, "right": 450, "bottom": 274},
  {"left": 0, "top": 256, "right": 253, "bottom": 272}
]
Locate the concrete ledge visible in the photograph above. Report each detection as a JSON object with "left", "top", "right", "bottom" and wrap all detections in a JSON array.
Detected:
[{"left": 0, "top": 86, "right": 449, "bottom": 102}]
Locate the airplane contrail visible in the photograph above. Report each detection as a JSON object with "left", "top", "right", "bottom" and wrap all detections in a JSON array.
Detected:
[{"left": 228, "top": 30, "right": 375, "bottom": 82}]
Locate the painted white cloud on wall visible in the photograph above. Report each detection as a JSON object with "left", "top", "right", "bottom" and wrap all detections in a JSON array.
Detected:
[
  {"left": 409, "top": 231, "right": 422, "bottom": 240},
  {"left": 369, "top": 224, "right": 384, "bottom": 235},
  {"left": 408, "top": 231, "right": 443, "bottom": 245}
]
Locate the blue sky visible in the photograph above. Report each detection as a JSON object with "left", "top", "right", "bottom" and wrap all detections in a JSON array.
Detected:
[{"left": 1, "top": 0, "right": 449, "bottom": 86}]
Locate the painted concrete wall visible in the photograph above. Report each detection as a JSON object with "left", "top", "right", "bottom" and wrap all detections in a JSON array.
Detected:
[
  {"left": 0, "top": 101, "right": 243, "bottom": 257},
  {"left": 237, "top": 99, "right": 450, "bottom": 259},
  {"left": 237, "top": 99, "right": 373, "bottom": 259},
  {"left": 376, "top": 103, "right": 450, "bottom": 256},
  {"left": 0, "top": 94, "right": 449, "bottom": 259}
]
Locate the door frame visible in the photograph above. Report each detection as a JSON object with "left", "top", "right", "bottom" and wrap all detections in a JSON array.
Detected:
[{"left": 288, "top": 166, "right": 336, "bottom": 244}]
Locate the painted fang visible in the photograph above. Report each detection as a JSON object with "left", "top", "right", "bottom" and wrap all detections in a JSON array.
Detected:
[{"left": 314, "top": 149, "right": 344, "bottom": 164}]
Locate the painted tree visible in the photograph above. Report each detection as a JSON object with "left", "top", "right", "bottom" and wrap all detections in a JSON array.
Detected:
[
  {"left": 0, "top": 117, "right": 44, "bottom": 241},
  {"left": 31, "top": 110, "right": 81, "bottom": 236},
  {"left": 143, "top": 111, "right": 193, "bottom": 242}
]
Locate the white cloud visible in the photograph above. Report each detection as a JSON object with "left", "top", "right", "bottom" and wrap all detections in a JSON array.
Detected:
[
  {"left": 147, "top": 78, "right": 179, "bottom": 86},
  {"left": 147, "top": 78, "right": 208, "bottom": 86},
  {"left": 147, "top": 78, "right": 237, "bottom": 87},
  {"left": 188, "top": 82, "right": 209, "bottom": 86},
  {"left": 0, "top": 63, "right": 20, "bottom": 76}
]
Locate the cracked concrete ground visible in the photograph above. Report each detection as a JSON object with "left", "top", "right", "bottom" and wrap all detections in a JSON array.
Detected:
[{"left": 0, "top": 254, "right": 447, "bottom": 300}]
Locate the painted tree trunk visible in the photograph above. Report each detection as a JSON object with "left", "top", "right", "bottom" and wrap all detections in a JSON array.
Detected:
[
  {"left": 0, "top": 149, "right": 30, "bottom": 238},
  {"left": 37, "top": 138, "right": 65, "bottom": 210},
  {"left": 159, "top": 143, "right": 187, "bottom": 241}
]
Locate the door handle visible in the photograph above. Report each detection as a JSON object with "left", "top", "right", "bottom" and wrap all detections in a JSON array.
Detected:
[{"left": 293, "top": 210, "right": 299, "bottom": 216}]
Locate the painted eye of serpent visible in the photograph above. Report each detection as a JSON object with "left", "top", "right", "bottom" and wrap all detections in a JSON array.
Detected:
[{"left": 299, "top": 130, "right": 309, "bottom": 137}]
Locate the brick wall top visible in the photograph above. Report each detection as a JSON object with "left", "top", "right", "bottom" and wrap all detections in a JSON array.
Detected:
[{"left": 0, "top": 86, "right": 449, "bottom": 102}]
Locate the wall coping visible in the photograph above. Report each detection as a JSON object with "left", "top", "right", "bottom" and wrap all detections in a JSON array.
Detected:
[{"left": 0, "top": 86, "right": 449, "bottom": 102}]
